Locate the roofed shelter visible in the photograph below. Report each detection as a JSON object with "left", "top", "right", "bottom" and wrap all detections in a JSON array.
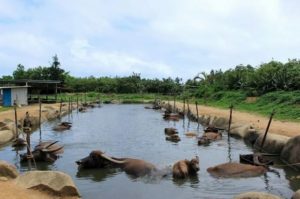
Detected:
[
  {"left": 0, "top": 86, "right": 29, "bottom": 106},
  {"left": 0, "top": 79, "right": 61, "bottom": 106}
]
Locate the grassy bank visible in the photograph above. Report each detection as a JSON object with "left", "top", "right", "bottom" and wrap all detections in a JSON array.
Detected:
[
  {"left": 55, "top": 93, "right": 170, "bottom": 104},
  {"left": 8, "top": 91, "right": 300, "bottom": 122},
  {"left": 192, "top": 91, "right": 300, "bottom": 122},
  {"left": 0, "top": 106, "right": 12, "bottom": 112}
]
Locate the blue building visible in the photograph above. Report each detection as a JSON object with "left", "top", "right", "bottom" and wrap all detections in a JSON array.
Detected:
[{"left": 0, "top": 86, "right": 29, "bottom": 107}]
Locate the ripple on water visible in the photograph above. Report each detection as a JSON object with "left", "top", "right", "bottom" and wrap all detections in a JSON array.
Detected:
[{"left": 0, "top": 104, "right": 297, "bottom": 199}]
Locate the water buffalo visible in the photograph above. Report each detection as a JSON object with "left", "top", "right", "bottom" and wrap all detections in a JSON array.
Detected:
[
  {"left": 172, "top": 156, "right": 200, "bottom": 178},
  {"left": 76, "top": 150, "right": 157, "bottom": 177},
  {"left": 164, "top": 127, "right": 178, "bottom": 136},
  {"left": 204, "top": 126, "right": 220, "bottom": 133},
  {"left": 20, "top": 141, "right": 64, "bottom": 162},
  {"left": 198, "top": 132, "right": 222, "bottom": 145},
  {"left": 78, "top": 107, "right": 87, "bottom": 112},
  {"left": 203, "top": 132, "right": 222, "bottom": 140},
  {"left": 185, "top": 132, "right": 197, "bottom": 137},
  {"left": 53, "top": 122, "right": 72, "bottom": 131},
  {"left": 198, "top": 136, "right": 211, "bottom": 145},
  {"left": 166, "top": 134, "right": 181, "bottom": 142},
  {"left": 12, "top": 138, "right": 27, "bottom": 147},
  {"left": 163, "top": 112, "right": 180, "bottom": 121},
  {"left": 207, "top": 162, "right": 267, "bottom": 178}
]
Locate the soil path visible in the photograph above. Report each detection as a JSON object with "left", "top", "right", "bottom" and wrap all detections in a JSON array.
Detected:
[
  {"left": 0, "top": 103, "right": 60, "bottom": 122},
  {"left": 0, "top": 180, "right": 77, "bottom": 199},
  {"left": 0, "top": 102, "right": 299, "bottom": 138},
  {"left": 174, "top": 102, "right": 300, "bottom": 137}
]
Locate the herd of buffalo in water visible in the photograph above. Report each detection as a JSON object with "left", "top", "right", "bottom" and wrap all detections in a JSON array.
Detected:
[{"left": 12, "top": 101, "right": 270, "bottom": 182}]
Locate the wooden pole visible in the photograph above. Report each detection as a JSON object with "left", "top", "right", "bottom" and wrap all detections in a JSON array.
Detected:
[
  {"left": 195, "top": 101, "right": 199, "bottom": 123},
  {"left": 77, "top": 95, "right": 79, "bottom": 112},
  {"left": 68, "top": 97, "right": 71, "bottom": 113},
  {"left": 39, "top": 97, "right": 42, "bottom": 140},
  {"left": 25, "top": 128, "right": 32, "bottom": 170},
  {"left": 59, "top": 99, "right": 62, "bottom": 117},
  {"left": 71, "top": 97, "right": 73, "bottom": 117},
  {"left": 186, "top": 98, "right": 190, "bottom": 116},
  {"left": 39, "top": 97, "right": 42, "bottom": 129},
  {"left": 183, "top": 98, "right": 186, "bottom": 115},
  {"left": 228, "top": 104, "right": 233, "bottom": 135},
  {"left": 260, "top": 109, "right": 275, "bottom": 151},
  {"left": 227, "top": 104, "right": 233, "bottom": 162},
  {"left": 55, "top": 83, "right": 58, "bottom": 102},
  {"left": 173, "top": 95, "right": 176, "bottom": 113},
  {"left": 14, "top": 103, "right": 18, "bottom": 139}
]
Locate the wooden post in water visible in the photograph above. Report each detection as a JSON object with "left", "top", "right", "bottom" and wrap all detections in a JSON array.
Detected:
[
  {"left": 173, "top": 95, "right": 176, "bottom": 113},
  {"left": 227, "top": 104, "right": 233, "bottom": 162},
  {"left": 39, "top": 97, "right": 42, "bottom": 129},
  {"left": 183, "top": 98, "right": 186, "bottom": 115},
  {"left": 98, "top": 94, "right": 101, "bottom": 106},
  {"left": 77, "top": 95, "right": 79, "bottom": 112},
  {"left": 195, "top": 101, "right": 199, "bottom": 123},
  {"left": 228, "top": 104, "right": 233, "bottom": 135},
  {"left": 39, "top": 97, "right": 42, "bottom": 140},
  {"left": 186, "top": 98, "right": 190, "bottom": 116},
  {"left": 14, "top": 102, "right": 18, "bottom": 139},
  {"left": 25, "top": 128, "right": 32, "bottom": 170},
  {"left": 260, "top": 109, "right": 275, "bottom": 152},
  {"left": 70, "top": 97, "right": 73, "bottom": 115},
  {"left": 59, "top": 99, "right": 63, "bottom": 117},
  {"left": 68, "top": 97, "right": 70, "bottom": 114}
]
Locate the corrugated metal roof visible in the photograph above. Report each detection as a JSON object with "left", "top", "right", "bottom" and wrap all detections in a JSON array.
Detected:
[
  {"left": 0, "top": 86, "right": 30, "bottom": 89},
  {"left": 0, "top": 79, "right": 61, "bottom": 84}
]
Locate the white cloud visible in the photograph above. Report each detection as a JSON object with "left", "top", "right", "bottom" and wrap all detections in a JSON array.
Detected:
[
  {"left": 68, "top": 39, "right": 173, "bottom": 78},
  {"left": 1, "top": 0, "right": 300, "bottom": 79}
]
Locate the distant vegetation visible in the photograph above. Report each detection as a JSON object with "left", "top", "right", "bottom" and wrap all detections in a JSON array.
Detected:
[
  {"left": 1, "top": 56, "right": 300, "bottom": 120},
  {"left": 2, "top": 56, "right": 300, "bottom": 96}
]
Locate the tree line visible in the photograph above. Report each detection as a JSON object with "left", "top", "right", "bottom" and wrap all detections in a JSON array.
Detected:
[
  {"left": 186, "top": 59, "right": 300, "bottom": 97},
  {"left": 1, "top": 55, "right": 183, "bottom": 94},
  {"left": 1, "top": 56, "right": 300, "bottom": 96}
]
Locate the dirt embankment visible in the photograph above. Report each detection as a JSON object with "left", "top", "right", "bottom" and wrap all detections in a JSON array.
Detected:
[
  {"left": 0, "top": 180, "right": 76, "bottom": 199},
  {"left": 174, "top": 102, "right": 300, "bottom": 138},
  {"left": 0, "top": 103, "right": 71, "bottom": 145},
  {"left": 0, "top": 103, "right": 60, "bottom": 123}
]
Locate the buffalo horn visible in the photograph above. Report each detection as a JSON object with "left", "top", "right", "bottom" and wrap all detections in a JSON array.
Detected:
[{"left": 101, "top": 153, "right": 125, "bottom": 164}]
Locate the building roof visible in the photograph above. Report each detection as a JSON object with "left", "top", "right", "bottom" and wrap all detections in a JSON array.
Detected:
[
  {"left": 0, "top": 86, "right": 30, "bottom": 89},
  {"left": 0, "top": 79, "right": 61, "bottom": 84}
]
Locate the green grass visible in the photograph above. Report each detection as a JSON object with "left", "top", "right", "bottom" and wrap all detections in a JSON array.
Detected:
[
  {"left": 0, "top": 106, "right": 12, "bottom": 112},
  {"left": 53, "top": 93, "right": 171, "bottom": 104},
  {"left": 192, "top": 91, "right": 300, "bottom": 122},
  {"left": 30, "top": 91, "right": 300, "bottom": 122}
]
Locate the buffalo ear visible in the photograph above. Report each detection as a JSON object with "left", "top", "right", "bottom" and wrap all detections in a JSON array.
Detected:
[{"left": 91, "top": 152, "right": 102, "bottom": 162}]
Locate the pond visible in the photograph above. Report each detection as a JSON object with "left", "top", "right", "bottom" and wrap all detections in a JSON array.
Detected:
[{"left": 0, "top": 104, "right": 299, "bottom": 198}]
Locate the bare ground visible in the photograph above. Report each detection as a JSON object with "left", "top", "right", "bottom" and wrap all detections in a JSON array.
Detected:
[
  {"left": 175, "top": 102, "right": 300, "bottom": 138},
  {"left": 0, "top": 102, "right": 299, "bottom": 138},
  {"left": 0, "top": 103, "right": 61, "bottom": 122},
  {"left": 0, "top": 180, "right": 78, "bottom": 199}
]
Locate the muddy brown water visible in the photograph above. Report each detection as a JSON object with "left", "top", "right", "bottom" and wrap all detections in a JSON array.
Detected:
[{"left": 0, "top": 104, "right": 299, "bottom": 198}]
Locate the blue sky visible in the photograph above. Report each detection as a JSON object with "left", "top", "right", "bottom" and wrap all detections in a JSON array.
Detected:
[{"left": 1, "top": 0, "right": 300, "bottom": 80}]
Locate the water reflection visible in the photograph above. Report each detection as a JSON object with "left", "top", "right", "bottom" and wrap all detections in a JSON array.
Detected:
[
  {"left": 0, "top": 104, "right": 298, "bottom": 199},
  {"left": 172, "top": 174, "right": 199, "bottom": 187},
  {"left": 76, "top": 168, "right": 119, "bottom": 182},
  {"left": 283, "top": 165, "right": 300, "bottom": 191}
]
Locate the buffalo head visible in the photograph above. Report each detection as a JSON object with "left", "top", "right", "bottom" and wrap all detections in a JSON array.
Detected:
[
  {"left": 189, "top": 156, "right": 200, "bottom": 173},
  {"left": 76, "top": 150, "right": 121, "bottom": 169}
]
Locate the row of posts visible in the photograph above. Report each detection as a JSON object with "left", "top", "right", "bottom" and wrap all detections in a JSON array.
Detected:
[
  {"left": 168, "top": 95, "right": 275, "bottom": 152},
  {"left": 13, "top": 94, "right": 102, "bottom": 170}
]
